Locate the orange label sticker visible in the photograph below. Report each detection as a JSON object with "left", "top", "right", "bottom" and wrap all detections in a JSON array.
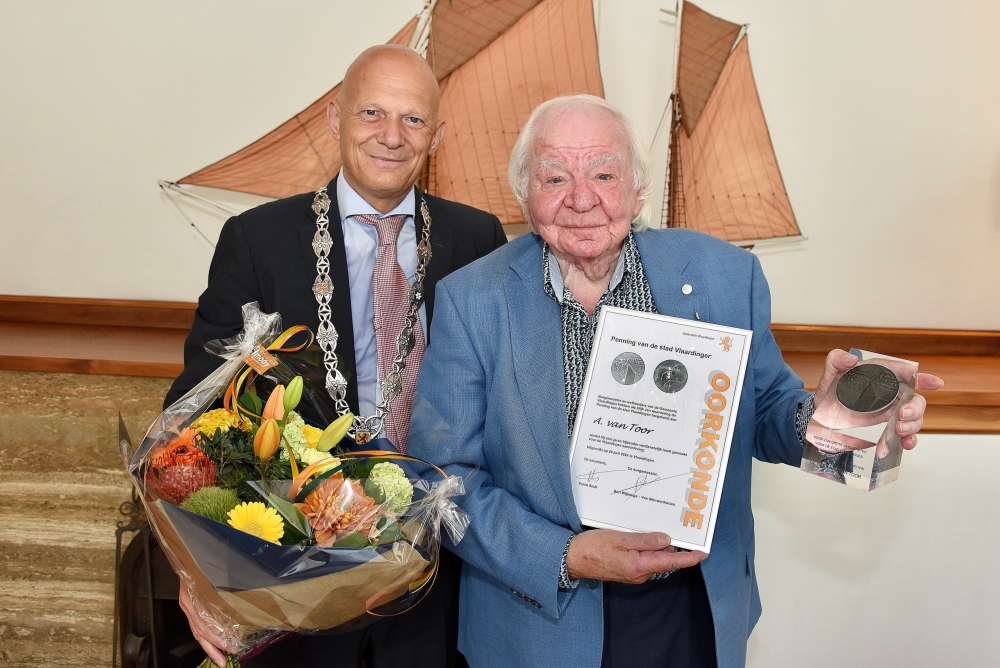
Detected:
[{"left": 245, "top": 343, "right": 278, "bottom": 373}]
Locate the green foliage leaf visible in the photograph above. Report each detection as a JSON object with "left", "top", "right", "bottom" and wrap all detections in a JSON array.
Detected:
[
  {"left": 279, "top": 522, "right": 309, "bottom": 546},
  {"left": 195, "top": 428, "right": 260, "bottom": 501},
  {"left": 364, "top": 478, "right": 386, "bottom": 506},
  {"left": 239, "top": 392, "right": 262, "bottom": 416},
  {"left": 195, "top": 654, "right": 241, "bottom": 668},
  {"left": 333, "top": 532, "right": 372, "bottom": 548},
  {"left": 248, "top": 479, "right": 292, "bottom": 499},
  {"left": 375, "top": 520, "right": 405, "bottom": 545},
  {"left": 267, "top": 492, "right": 313, "bottom": 538}
]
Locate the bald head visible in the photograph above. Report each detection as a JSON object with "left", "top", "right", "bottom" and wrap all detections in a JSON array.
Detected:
[
  {"left": 341, "top": 45, "right": 440, "bottom": 116},
  {"left": 329, "top": 45, "right": 445, "bottom": 213}
]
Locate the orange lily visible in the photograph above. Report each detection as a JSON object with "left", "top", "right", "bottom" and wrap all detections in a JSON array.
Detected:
[
  {"left": 262, "top": 385, "right": 285, "bottom": 421},
  {"left": 254, "top": 418, "right": 281, "bottom": 462}
]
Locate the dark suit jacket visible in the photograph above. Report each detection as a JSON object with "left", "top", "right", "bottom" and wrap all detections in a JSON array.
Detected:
[{"left": 164, "top": 176, "right": 507, "bottom": 409}]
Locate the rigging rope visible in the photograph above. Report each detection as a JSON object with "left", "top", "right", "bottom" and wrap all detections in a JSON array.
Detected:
[{"left": 158, "top": 180, "right": 244, "bottom": 248}]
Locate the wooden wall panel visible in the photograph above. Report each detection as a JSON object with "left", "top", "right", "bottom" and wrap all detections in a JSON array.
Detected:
[
  {"left": 771, "top": 324, "right": 1000, "bottom": 357},
  {"left": 0, "top": 296, "right": 996, "bottom": 432},
  {"left": 0, "top": 295, "right": 196, "bottom": 330}
]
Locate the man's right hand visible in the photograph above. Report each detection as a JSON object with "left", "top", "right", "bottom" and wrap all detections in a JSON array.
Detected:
[
  {"left": 178, "top": 586, "right": 230, "bottom": 668},
  {"left": 566, "top": 529, "right": 707, "bottom": 584}
]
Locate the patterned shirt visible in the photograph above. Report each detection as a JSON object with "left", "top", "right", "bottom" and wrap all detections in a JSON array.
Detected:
[
  {"left": 542, "top": 232, "right": 657, "bottom": 435},
  {"left": 544, "top": 233, "right": 667, "bottom": 588}
]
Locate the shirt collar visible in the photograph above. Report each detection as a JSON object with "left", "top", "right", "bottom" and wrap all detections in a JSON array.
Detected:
[
  {"left": 336, "top": 169, "right": 416, "bottom": 221},
  {"left": 544, "top": 233, "right": 631, "bottom": 305}
]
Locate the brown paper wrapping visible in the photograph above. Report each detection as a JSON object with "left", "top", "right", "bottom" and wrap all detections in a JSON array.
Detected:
[{"left": 149, "top": 499, "right": 431, "bottom": 635}]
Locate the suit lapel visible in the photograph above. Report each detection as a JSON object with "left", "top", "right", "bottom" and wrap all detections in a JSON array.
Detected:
[
  {"left": 297, "top": 177, "right": 360, "bottom": 413},
  {"left": 506, "top": 236, "right": 581, "bottom": 529},
  {"left": 420, "top": 193, "right": 453, "bottom": 338},
  {"left": 634, "top": 230, "right": 711, "bottom": 323}
]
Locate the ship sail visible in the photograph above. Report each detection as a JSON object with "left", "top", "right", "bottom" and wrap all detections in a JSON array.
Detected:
[
  {"left": 174, "top": 0, "right": 796, "bottom": 241},
  {"left": 421, "top": 0, "right": 603, "bottom": 229},
  {"left": 176, "top": 0, "right": 603, "bottom": 230},
  {"left": 666, "top": 1, "right": 801, "bottom": 244}
]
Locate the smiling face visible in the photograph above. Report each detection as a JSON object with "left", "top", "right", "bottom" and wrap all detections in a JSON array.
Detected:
[
  {"left": 527, "top": 106, "right": 642, "bottom": 261},
  {"left": 329, "top": 46, "right": 444, "bottom": 212}
]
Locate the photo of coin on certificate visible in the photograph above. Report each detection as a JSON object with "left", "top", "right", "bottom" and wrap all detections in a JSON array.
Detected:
[{"left": 569, "top": 306, "right": 752, "bottom": 553}]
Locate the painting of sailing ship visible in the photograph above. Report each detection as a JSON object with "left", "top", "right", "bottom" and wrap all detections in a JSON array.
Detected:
[
  {"left": 664, "top": 2, "right": 802, "bottom": 245},
  {"left": 166, "top": 0, "right": 802, "bottom": 246}
]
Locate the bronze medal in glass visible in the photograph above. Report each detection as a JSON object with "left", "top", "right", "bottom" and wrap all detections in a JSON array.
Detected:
[{"left": 836, "top": 364, "right": 900, "bottom": 413}]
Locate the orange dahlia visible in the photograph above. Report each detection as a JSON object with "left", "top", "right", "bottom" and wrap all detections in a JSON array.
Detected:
[
  {"left": 145, "top": 429, "right": 217, "bottom": 504},
  {"left": 296, "top": 478, "right": 377, "bottom": 547}
]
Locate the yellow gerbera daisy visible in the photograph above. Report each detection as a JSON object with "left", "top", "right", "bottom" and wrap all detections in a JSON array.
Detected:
[{"left": 227, "top": 502, "right": 284, "bottom": 544}]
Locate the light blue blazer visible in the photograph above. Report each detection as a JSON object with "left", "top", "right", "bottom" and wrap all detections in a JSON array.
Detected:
[{"left": 409, "top": 229, "right": 809, "bottom": 668}]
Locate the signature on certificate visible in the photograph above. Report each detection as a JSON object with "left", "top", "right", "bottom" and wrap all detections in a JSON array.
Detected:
[
  {"left": 577, "top": 469, "right": 689, "bottom": 500},
  {"left": 576, "top": 468, "right": 628, "bottom": 484},
  {"left": 618, "top": 472, "right": 688, "bottom": 500}
]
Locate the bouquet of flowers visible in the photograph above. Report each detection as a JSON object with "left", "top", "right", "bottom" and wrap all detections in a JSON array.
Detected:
[{"left": 120, "top": 303, "right": 468, "bottom": 665}]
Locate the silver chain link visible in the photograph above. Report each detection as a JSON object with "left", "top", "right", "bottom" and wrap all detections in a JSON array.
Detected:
[{"left": 311, "top": 188, "right": 432, "bottom": 443}]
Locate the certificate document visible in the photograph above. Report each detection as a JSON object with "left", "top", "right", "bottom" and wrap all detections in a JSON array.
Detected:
[{"left": 568, "top": 307, "right": 752, "bottom": 553}]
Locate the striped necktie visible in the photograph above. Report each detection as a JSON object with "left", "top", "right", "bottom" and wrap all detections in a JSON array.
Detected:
[{"left": 353, "top": 213, "right": 425, "bottom": 453}]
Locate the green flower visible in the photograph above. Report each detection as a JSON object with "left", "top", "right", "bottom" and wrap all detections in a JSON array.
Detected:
[
  {"left": 280, "top": 411, "right": 308, "bottom": 458},
  {"left": 368, "top": 462, "right": 413, "bottom": 514},
  {"left": 280, "top": 411, "right": 335, "bottom": 467},
  {"left": 181, "top": 486, "right": 240, "bottom": 523},
  {"left": 281, "top": 411, "right": 309, "bottom": 462}
]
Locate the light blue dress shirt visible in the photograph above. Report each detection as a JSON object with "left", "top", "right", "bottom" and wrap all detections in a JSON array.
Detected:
[{"left": 337, "top": 172, "right": 428, "bottom": 429}]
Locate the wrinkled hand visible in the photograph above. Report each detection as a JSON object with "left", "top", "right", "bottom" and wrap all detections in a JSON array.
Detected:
[
  {"left": 813, "top": 349, "right": 943, "bottom": 449},
  {"left": 178, "top": 586, "right": 230, "bottom": 668},
  {"left": 566, "top": 530, "right": 707, "bottom": 584}
]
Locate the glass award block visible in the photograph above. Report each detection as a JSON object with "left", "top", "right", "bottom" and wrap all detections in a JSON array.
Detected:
[{"left": 801, "top": 349, "right": 919, "bottom": 491}]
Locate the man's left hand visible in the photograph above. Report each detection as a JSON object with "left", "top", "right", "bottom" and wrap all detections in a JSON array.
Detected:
[{"left": 813, "top": 349, "right": 944, "bottom": 449}]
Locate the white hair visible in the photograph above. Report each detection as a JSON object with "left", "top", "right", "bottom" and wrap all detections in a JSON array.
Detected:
[{"left": 507, "top": 94, "right": 654, "bottom": 232}]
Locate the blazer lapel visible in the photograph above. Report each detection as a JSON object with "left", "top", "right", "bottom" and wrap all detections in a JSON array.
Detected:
[
  {"left": 506, "top": 236, "right": 581, "bottom": 530},
  {"left": 634, "top": 230, "right": 711, "bottom": 323},
  {"left": 419, "top": 192, "right": 453, "bottom": 338},
  {"left": 297, "top": 177, "right": 360, "bottom": 413}
]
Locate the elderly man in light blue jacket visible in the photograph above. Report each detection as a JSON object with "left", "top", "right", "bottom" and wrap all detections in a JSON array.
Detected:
[{"left": 408, "top": 94, "right": 939, "bottom": 668}]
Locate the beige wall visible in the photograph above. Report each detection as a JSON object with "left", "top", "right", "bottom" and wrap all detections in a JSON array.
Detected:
[
  {"left": 598, "top": 0, "right": 1000, "bottom": 330},
  {"left": 1, "top": 0, "right": 997, "bottom": 328},
  {"left": 0, "top": 1, "right": 417, "bottom": 302},
  {"left": 747, "top": 433, "right": 1000, "bottom": 667}
]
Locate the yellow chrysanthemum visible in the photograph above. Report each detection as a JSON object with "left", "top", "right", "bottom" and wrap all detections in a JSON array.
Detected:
[
  {"left": 191, "top": 408, "right": 251, "bottom": 437},
  {"left": 227, "top": 502, "right": 284, "bottom": 544},
  {"left": 301, "top": 424, "right": 323, "bottom": 449},
  {"left": 300, "top": 449, "right": 338, "bottom": 468}
]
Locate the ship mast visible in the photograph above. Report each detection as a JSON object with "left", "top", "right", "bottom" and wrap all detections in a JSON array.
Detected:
[
  {"left": 408, "top": 0, "right": 437, "bottom": 57},
  {"left": 656, "top": 2, "right": 682, "bottom": 229}
]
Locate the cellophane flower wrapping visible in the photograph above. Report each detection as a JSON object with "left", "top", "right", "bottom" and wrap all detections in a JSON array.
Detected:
[{"left": 120, "top": 303, "right": 469, "bottom": 659}]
